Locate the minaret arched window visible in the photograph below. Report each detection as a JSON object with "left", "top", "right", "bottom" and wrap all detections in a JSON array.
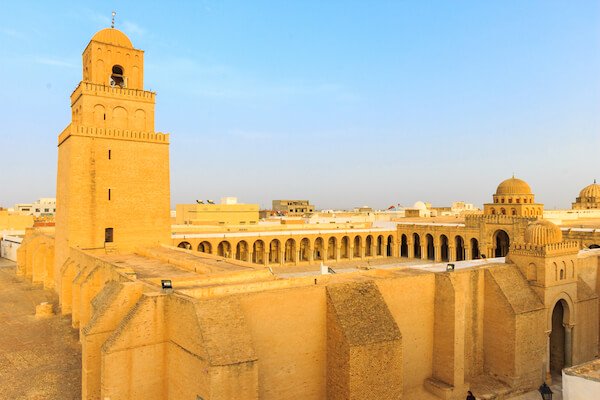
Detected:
[{"left": 110, "top": 65, "right": 126, "bottom": 88}]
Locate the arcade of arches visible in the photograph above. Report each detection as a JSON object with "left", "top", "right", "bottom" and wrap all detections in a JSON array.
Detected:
[{"left": 176, "top": 231, "right": 398, "bottom": 266}]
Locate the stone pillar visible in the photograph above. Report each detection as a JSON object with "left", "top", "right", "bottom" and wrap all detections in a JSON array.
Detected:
[
  {"left": 564, "top": 323, "right": 574, "bottom": 367},
  {"left": 336, "top": 246, "right": 341, "bottom": 262},
  {"left": 263, "top": 249, "right": 269, "bottom": 266},
  {"left": 449, "top": 246, "right": 456, "bottom": 262},
  {"left": 308, "top": 245, "right": 314, "bottom": 264},
  {"left": 349, "top": 245, "right": 354, "bottom": 260},
  {"left": 323, "top": 244, "right": 329, "bottom": 262},
  {"left": 371, "top": 242, "right": 376, "bottom": 258},
  {"left": 421, "top": 245, "right": 427, "bottom": 260},
  {"left": 464, "top": 245, "right": 471, "bottom": 261},
  {"left": 360, "top": 245, "right": 365, "bottom": 259},
  {"left": 279, "top": 249, "right": 285, "bottom": 266},
  {"left": 248, "top": 251, "right": 254, "bottom": 264},
  {"left": 295, "top": 249, "right": 300, "bottom": 265},
  {"left": 434, "top": 240, "right": 441, "bottom": 262}
]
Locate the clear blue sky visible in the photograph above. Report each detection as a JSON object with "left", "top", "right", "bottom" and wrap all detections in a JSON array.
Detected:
[{"left": 1, "top": 1, "right": 599, "bottom": 210}]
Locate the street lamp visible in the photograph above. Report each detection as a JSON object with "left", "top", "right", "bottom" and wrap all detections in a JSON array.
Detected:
[{"left": 538, "top": 382, "right": 553, "bottom": 400}]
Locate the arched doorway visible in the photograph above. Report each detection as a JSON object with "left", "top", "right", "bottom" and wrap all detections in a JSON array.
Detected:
[
  {"left": 377, "top": 235, "right": 384, "bottom": 256},
  {"left": 353, "top": 236, "right": 361, "bottom": 258},
  {"left": 341, "top": 236, "right": 350, "bottom": 259},
  {"left": 327, "top": 237, "right": 336, "bottom": 259},
  {"left": 236, "top": 241, "right": 248, "bottom": 261},
  {"left": 178, "top": 241, "right": 191, "bottom": 250},
  {"left": 470, "top": 238, "right": 480, "bottom": 260},
  {"left": 455, "top": 236, "right": 464, "bottom": 261},
  {"left": 426, "top": 234, "right": 435, "bottom": 260},
  {"left": 413, "top": 233, "right": 421, "bottom": 258},
  {"left": 217, "top": 241, "right": 231, "bottom": 258},
  {"left": 387, "top": 235, "right": 393, "bottom": 257},
  {"left": 198, "top": 241, "right": 212, "bottom": 253},
  {"left": 493, "top": 230, "right": 510, "bottom": 257},
  {"left": 400, "top": 234, "right": 408, "bottom": 257},
  {"left": 299, "top": 238, "right": 310, "bottom": 262},
  {"left": 252, "top": 240, "right": 265, "bottom": 264},
  {"left": 314, "top": 238, "right": 324, "bottom": 261},
  {"left": 269, "top": 239, "right": 280, "bottom": 263},
  {"left": 365, "top": 235, "right": 373, "bottom": 257},
  {"left": 440, "top": 235, "right": 449, "bottom": 262},
  {"left": 284, "top": 239, "right": 296, "bottom": 263},
  {"left": 550, "top": 300, "right": 571, "bottom": 374}
]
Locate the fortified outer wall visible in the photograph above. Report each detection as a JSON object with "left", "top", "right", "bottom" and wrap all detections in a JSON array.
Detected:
[{"left": 14, "top": 228, "right": 600, "bottom": 399}]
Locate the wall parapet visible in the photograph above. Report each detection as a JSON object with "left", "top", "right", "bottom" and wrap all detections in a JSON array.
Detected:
[
  {"left": 465, "top": 214, "right": 536, "bottom": 227},
  {"left": 71, "top": 81, "right": 155, "bottom": 104},
  {"left": 509, "top": 241, "right": 579, "bottom": 256},
  {"left": 58, "top": 124, "right": 169, "bottom": 145}
]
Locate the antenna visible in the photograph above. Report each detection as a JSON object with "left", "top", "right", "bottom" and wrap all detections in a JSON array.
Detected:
[{"left": 111, "top": 11, "right": 116, "bottom": 28}]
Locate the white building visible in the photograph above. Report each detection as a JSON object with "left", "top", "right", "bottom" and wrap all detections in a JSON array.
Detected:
[{"left": 14, "top": 198, "right": 56, "bottom": 218}]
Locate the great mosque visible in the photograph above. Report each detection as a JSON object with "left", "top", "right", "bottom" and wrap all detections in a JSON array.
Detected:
[{"left": 15, "top": 27, "right": 600, "bottom": 399}]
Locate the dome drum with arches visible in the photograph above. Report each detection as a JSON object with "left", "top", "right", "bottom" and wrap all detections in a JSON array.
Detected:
[{"left": 484, "top": 176, "right": 543, "bottom": 217}]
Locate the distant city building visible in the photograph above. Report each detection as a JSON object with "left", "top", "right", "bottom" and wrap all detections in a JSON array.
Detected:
[
  {"left": 14, "top": 198, "right": 56, "bottom": 218},
  {"left": 176, "top": 197, "right": 259, "bottom": 225},
  {"left": 353, "top": 206, "right": 373, "bottom": 213},
  {"left": 405, "top": 201, "right": 432, "bottom": 217},
  {"left": 272, "top": 199, "right": 315, "bottom": 216}
]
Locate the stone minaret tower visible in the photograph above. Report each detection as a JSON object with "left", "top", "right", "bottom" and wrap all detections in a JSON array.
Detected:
[{"left": 54, "top": 28, "right": 171, "bottom": 285}]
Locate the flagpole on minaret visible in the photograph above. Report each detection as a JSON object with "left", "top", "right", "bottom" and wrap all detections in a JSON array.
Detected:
[{"left": 111, "top": 11, "right": 116, "bottom": 28}]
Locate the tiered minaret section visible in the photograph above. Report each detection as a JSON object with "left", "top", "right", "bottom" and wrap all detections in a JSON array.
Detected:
[{"left": 54, "top": 28, "right": 171, "bottom": 280}]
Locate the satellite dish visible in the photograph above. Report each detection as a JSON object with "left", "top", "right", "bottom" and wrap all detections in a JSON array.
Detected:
[{"left": 109, "top": 77, "right": 116, "bottom": 87}]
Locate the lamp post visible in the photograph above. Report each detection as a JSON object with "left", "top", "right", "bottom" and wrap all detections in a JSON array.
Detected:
[{"left": 538, "top": 382, "right": 553, "bottom": 400}]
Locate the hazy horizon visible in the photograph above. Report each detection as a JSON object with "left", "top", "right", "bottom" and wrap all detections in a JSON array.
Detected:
[{"left": 1, "top": 1, "right": 598, "bottom": 211}]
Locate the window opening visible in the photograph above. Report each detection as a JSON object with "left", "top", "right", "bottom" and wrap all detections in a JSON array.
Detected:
[
  {"left": 105, "top": 228, "right": 114, "bottom": 243},
  {"left": 110, "top": 65, "right": 125, "bottom": 88}
]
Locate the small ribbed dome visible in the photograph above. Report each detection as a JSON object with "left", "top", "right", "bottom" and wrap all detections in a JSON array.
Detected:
[
  {"left": 524, "top": 220, "right": 563, "bottom": 245},
  {"left": 579, "top": 181, "right": 600, "bottom": 198},
  {"left": 91, "top": 28, "right": 133, "bottom": 48},
  {"left": 496, "top": 177, "right": 532, "bottom": 195}
]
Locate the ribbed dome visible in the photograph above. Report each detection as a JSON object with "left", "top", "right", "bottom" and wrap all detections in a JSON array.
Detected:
[
  {"left": 91, "top": 28, "right": 133, "bottom": 48},
  {"left": 579, "top": 181, "right": 600, "bottom": 198},
  {"left": 524, "top": 220, "right": 563, "bottom": 245},
  {"left": 495, "top": 177, "right": 532, "bottom": 195}
]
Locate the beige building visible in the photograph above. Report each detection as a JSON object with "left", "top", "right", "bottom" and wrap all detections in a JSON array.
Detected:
[
  {"left": 13, "top": 26, "right": 600, "bottom": 400},
  {"left": 272, "top": 199, "right": 315, "bottom": 215},
  {"left": 0, "top": 209, "right": 34, "bottom": 231},
  {"left": 176, "top": 198, "right": 259, "bottom": 226}
]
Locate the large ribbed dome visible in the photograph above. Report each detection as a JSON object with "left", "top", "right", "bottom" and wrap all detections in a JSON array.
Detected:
[
  {"left": 91, "top": 28, "right": 133, "bottom": 48},
  {"left": 496, "top": 177, "right": 532, "bottom": 195},
  {"left": 524, "top": 220, "right": 563, "bottom": 245},
  {"left": 579, "top": 181, "right": 600, "bottom": 198}
]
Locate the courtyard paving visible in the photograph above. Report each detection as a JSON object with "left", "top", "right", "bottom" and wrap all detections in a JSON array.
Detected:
[{"left": 0, "top": 258, "right": 81, "bottom": 399}]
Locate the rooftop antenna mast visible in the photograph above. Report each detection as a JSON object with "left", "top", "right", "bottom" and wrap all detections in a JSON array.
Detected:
[{"left": 111, "top": 11, "right": 116, "bottom": 28}]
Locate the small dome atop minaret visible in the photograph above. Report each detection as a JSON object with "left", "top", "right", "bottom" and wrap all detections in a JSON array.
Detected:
[
  {"left": 91, "top": 28, "right": 133, "bottom": 48},
  {"left": 524, "top": 220, "right": 563, "bottom": 246}
]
